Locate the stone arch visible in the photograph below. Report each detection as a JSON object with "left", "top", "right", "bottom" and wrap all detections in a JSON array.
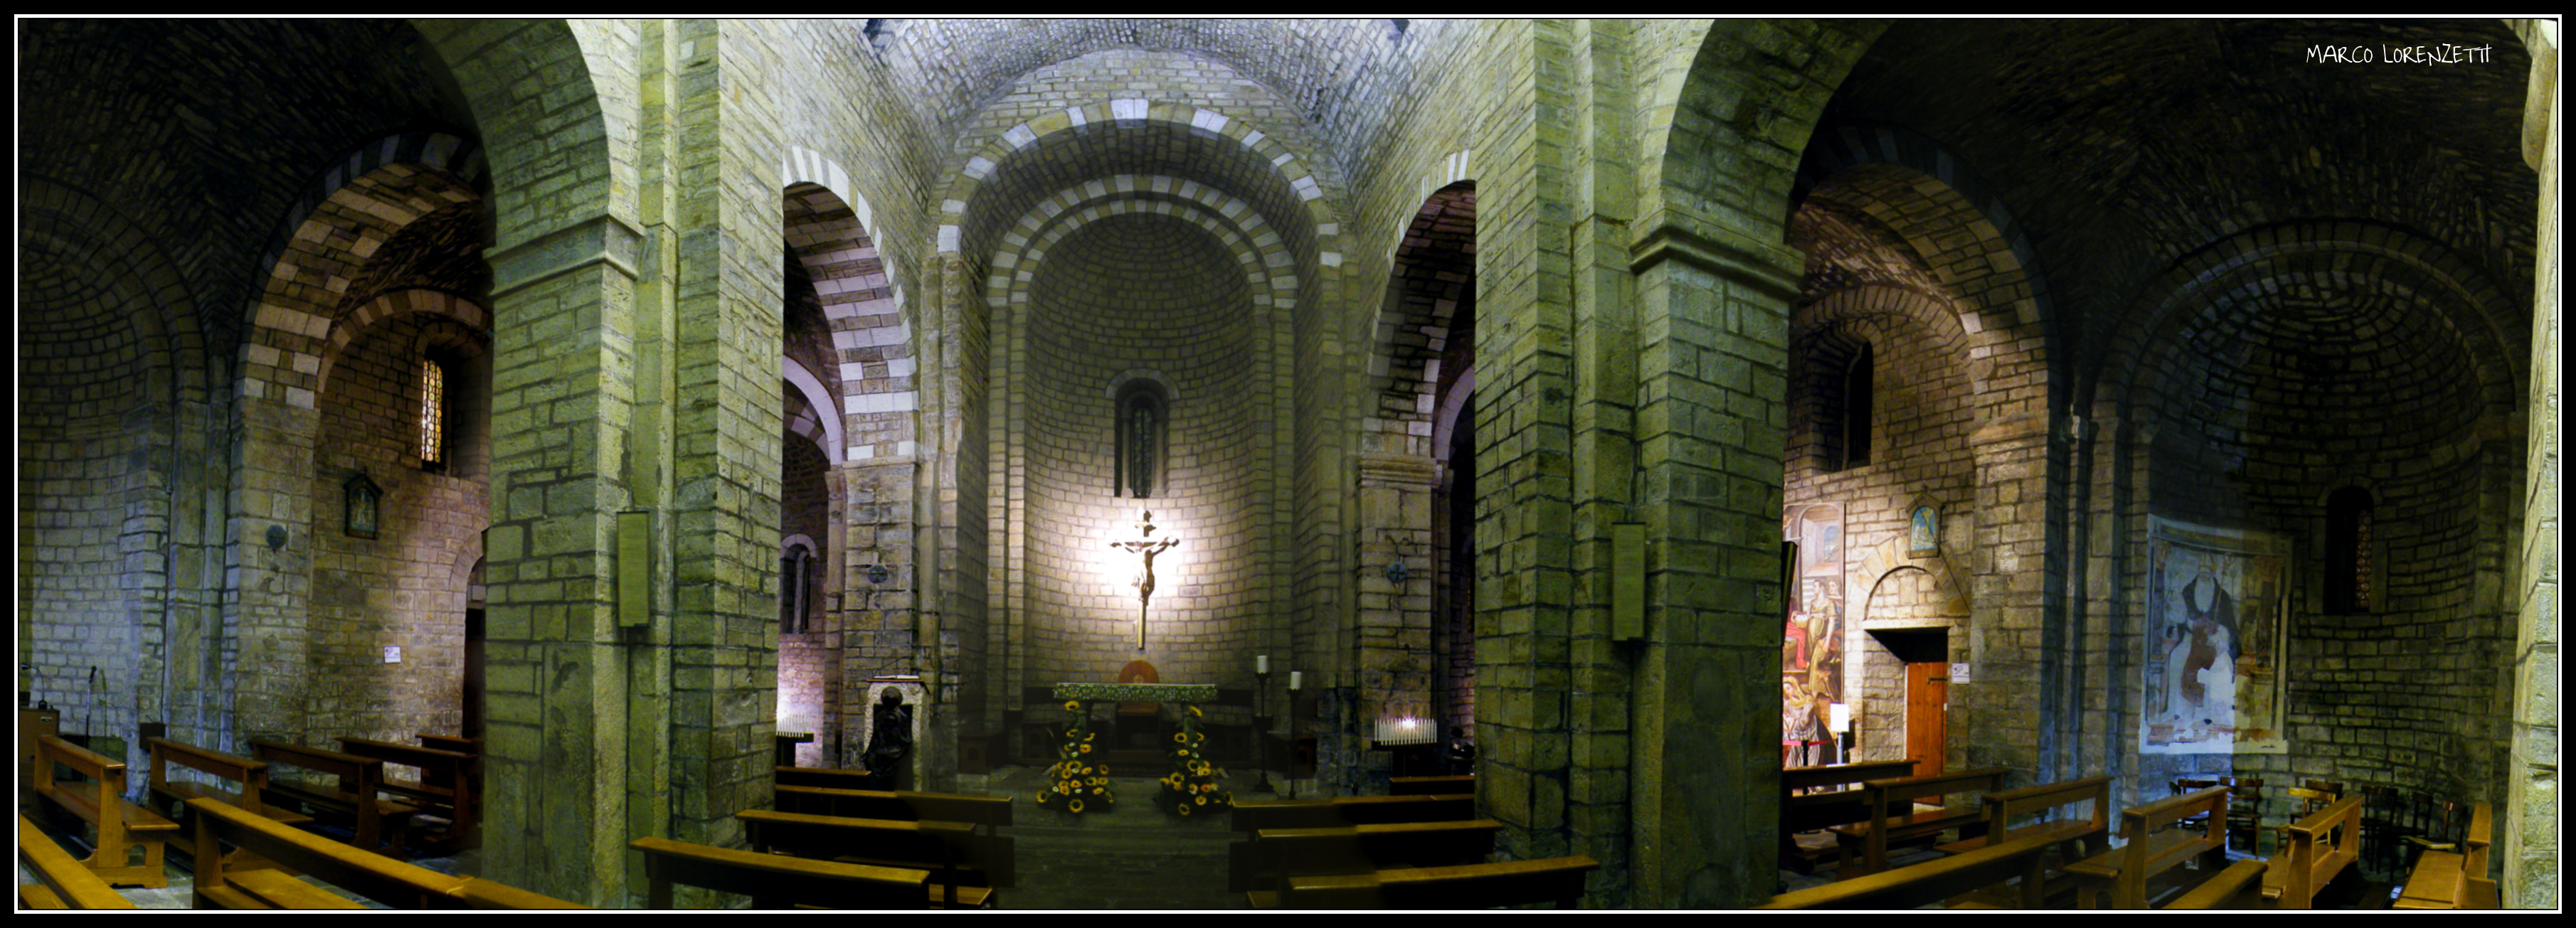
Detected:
[
  {"left": 19, "top": 176, "right": 221, "bottom": 759},
  {"left": 1366, "top": 181, "right": 1476, "bottom": 453},
  {"left": 784, "top": 175, "right": 908, "bottom": 462},
  {"left": 2091, "top": 220, "right": 2525, "bottom": 806},
  {"left": 782, "top": 357, "right": 843, "bottom": 461}
]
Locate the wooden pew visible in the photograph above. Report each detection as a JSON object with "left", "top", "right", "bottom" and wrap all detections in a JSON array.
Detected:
[
  {"left": 30, "top": 733, "right": 178, "bottom": 888},
  {"left": 1232, "top": 818, "right": 1503, "bottom": 904},
  {"left": 1230, "top": 793, "right": 1476, "bottom": 832},
  {"left": 2395, "top": 801, "right": 2495, "bottom": 910},
  {"left": 336, "top": 736, "right": 479, "bottom": 853},
  {"left": 145, "top": 736, "right": 310, "bottom": 871},
  {"left": 251, "top": 738, "right": 420, "bottom": 858},
  {"left": 183, "top": 796, "right": 583, "bottom": 909},
  {"left": 19, "top": 814, "right": 139, "bottom": 910},
  {"left": 1279, "top": 855, "right": 1599, "bottom": 910},
  {"left": 631, "top": 836, "right": 931, "bottom": 909},
  {"left": 1779, "top": 759, "right": 1917, "bottom": 873},
  {"left": 1934, "top": 773, "right": 2113, "bottom": 904},
  {"left": 738, "top": 808, "right": 995, "bottom": 907},
  {"left": 187, "top": 794, "right": 451, "bottom": 908},
  {"left": 1389, "top": 774, "right": 1473, "bottom": 796},
  {"left": 2062, "top": 784, "right": 2232, "bottom": 909},
  {"left": 2261, "top": 793, "right": 2361, "bottom": 908},
  {"left": 1831, "top": 765, "right": 2010, "bottom": 878},
  {"left": 1761, "top": 831, "right": 2066, "bottom": 909},
  {"left": 770, "top": 784, "right": 1015, "bottom": 886},
  {"left": 776, "top": 764, "right": 873, "bottom": 789}
]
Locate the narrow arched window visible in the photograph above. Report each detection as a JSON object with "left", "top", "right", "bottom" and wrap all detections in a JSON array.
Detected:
[
  {"left": 420, "top": 356, "right": 447, "bottom": 471},
  {"left": 1840, "top": 342, "right": 1874, "bottom": 469},
  {"left": 1115, "top": 380, "right": 1167, "bottom": 498},
  {"left": 780, "top": 543, "right": 815, "bottom": 634},
  {"left": 2325, "top": 486, "right": 2374, "bottom": 613}
]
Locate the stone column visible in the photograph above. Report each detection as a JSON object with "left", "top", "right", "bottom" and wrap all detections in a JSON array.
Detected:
[
  {"left": 1355, "top": 450, "right": 1439, "bottom": 784},
  {"left": 2506, "top": 17, "right": 2558, "bottom": 911}
]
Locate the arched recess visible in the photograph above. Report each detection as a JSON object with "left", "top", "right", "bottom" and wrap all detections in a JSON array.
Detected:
[
  {"left": 1359, "top": 181, "right": 1477, "bottom": 767},
  {"left": 782, "top": 169, "right": 915, "bottom": 771},
  {"left": 2089, "top": 220, "right": 2523, "bottom": 806},
  {"left": 304, "top": 290, "right": 492, "bottom": 747},
  {"left": 20, "top": 176, "right": 220, "bottom": 763},
  {"left": 936, "top": 97, "right": 1340, "bottom": 777},
  {"left": 230, "top": 145, "right": 489, "bottom": 747},
  {"left": 1788, "top": 144, "right": 2060, "bottom": 780}
]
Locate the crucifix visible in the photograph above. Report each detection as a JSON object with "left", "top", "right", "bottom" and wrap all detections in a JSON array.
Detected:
[{"left": 1108, "top": 509, "right": 1182, "bottom": 649}]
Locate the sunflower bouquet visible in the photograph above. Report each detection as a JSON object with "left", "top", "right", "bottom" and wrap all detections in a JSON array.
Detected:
[
  {"left": 1037, "top": 700, "right": 1115, "bottom": 814},
  {"left": 1155, "top": 703, "right": 1233, "bottom": 816}
]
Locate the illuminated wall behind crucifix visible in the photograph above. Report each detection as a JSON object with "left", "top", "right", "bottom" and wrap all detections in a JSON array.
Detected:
[{"left": 997, "top": 210, "right": 1289, "bottom": 693}]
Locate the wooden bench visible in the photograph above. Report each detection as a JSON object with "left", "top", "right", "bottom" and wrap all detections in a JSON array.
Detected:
[
  {"left": 30, "top": 733, "right": 178, "bottom": 888},
  {"left": 1232, "top": 818, "right": 1503, "bottom": 902},
  {"left": 1389, "top": 774, "right": 1473, "bottom": 796},
  {"left": 776, "top": 764, "right": 873, "bottom": 789},
  {"left": 2261, "top": 793, "right": 2361, "bottom": 908},
  {"left": 1230, "top": 793, "right": 1477, "bottom": 832},
  {"left": 2062, "top": 784, "right": 2232, "bottom": 908},
  {"left": 336, "top": 736, "right": 479, "bottom": 853},
  {"left": 184, "top": 796, "right": 582, "bottom": 909},
  {"left": 2395, "top": 801, "right": 2495, "bottom": 910},
  {"left": 1933, "top": 773, "right": 2112, "bottom": 904},
  {"left": 1761, "top": 831, "right": 2067, "bottom": 909},
  {"left": 251, "top": 738, "right": 420, "bottom": 858},
  {"left": 738, "top": 809, "right": 996, "bottom": 907},
  {"left": 1779, "top": 759, "right": 1917, "bottom": 873},
  {"left": 1278, "top": 855, "right": 1599, "bottom": 909},
  {"left": 145, "top": 736, "right": 310, "bottom": 871},
  {"left": 19, "top": 814, "right": 139, "bottom": 909},
  {"left": 770, "top": 784, "right": 1015, "bottom": 886},
  {"left": 1830, "top": 765, "right": 2010, "bottom": 878},
  {"left": 630, "top": 836, "right": 931, "bottom": 909}
]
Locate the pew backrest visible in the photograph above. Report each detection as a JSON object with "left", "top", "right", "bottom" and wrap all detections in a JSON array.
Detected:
[
  {"left": 147, "top": 737, "right": 278, "bottom": 818},
  {"left": 775, "top": 764, "right": 874, "bottom": 789},
  {"left": 1389, "top": 774, "right": 1473, "bottom": 796},
  {"left": 630, "top": 836, "right": 931, "bottom": 909},
  {"left": 334, "top": 736, "right": 477, "bottom": 850},
  {"left": 33, "top": 733, "right": 176, "bottom": 888},
  {"left": 1233, "top": 818, "right": 1503, "bottom": 895},
  {"left": 1761, "top": 831, "right": 2062, "bottom": 909},
  {"left": 1781, "top": 759, "right": 1919, "bottom": 836},
  {"left": 184, "top": 796, "right": 463, "bottom": 909},
  {"left": 738, "top": 808, "right": 990, "bottom": 906},
  {"left": 2064, "top": 785, "right": 2230, "bottom": 908},
  {"left": 2265, "top": 793, "right": 2362, "bottom": 909},
  {"left": 1233, "top": 793, "right": 1476, "bottom": 832},
  {"left": 1281, "top": 855, "right": 1598, "bottom": 910},
  {"left": 250, "top": 738, "right": 416, "bottom": 856},
  {"left": 1845, "top": 765, "right": 2012, "bottom": 875}
]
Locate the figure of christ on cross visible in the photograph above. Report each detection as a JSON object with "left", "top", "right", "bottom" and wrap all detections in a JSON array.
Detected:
[{"left": 1109, "top": 510, "right": 1182, "bottom": 649}]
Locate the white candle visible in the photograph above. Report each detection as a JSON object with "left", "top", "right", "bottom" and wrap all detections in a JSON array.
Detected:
[
  {"left": 1288, "top": 671, "right": 1302, "bottom": 690},
  {"left": 1257, "top": 654, "right": 1270, "bottom": 674}
]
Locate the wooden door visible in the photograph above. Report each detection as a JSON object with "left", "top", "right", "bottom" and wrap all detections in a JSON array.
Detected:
[{"left": 1906, "top": 661, "right": 1948, "bottom": 804}]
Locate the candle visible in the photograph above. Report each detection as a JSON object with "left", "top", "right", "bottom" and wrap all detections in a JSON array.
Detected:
[
  {"left": 1288, "top": 671, "right": 1302, "bottom": 690},
  {"left": 1256, "top": 654, "right": 1269, "bottom": 674}
]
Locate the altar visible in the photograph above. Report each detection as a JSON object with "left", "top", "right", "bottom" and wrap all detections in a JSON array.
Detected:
[{"left": 1039, "top": 682, "right": 1232, "bottom": 817}]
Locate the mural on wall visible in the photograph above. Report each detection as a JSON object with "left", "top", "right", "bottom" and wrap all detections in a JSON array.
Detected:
[
  {"left": 1783, "top": 503, "right": 1845, "bottom": 764},
  {"left": 2142, "top": 517, "right": 2291, "bottom": 754}
]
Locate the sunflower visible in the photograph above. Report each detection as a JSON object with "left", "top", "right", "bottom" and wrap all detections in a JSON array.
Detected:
[
  {"left": 1172, "top": 732, "right": 1187, "bottom": 743},
  {"left": 1177, "top": 803, "right": 1191, "bottom": 816},
  {"left": 1084, "top": 732, "right": 1096, "bottom": 741},
  {"left": 1193, "top": 732, "right": 1206, "bottom": 742},
  {"left": 1195, "top": 795, "right": 1207, "bottom": 805},
  {"left": 1064, "top": 700, "right": 1081, "bottom": 711},
  {"left": 1188, "top": 705, "right": 1203, "bottom": 717},
  {"left": 1080, "top": 743, "right": 1092, "bottom": 754},
  {"left": 1069, "top": 799, "right": 1085, "bottom": 814}
]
